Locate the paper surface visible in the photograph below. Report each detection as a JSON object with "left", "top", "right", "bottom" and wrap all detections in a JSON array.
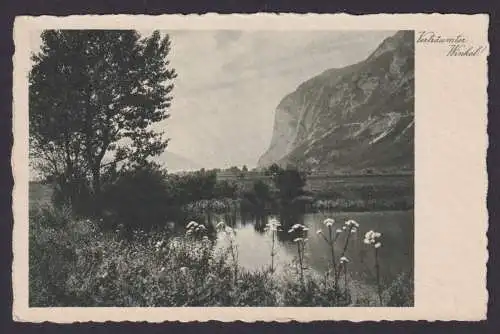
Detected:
[{"left": 12, "top": 13, "right": 489, "bottom": 322}]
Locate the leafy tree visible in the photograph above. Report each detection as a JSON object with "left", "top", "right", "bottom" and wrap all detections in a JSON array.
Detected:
[
  {"left": 269, "top": 165, "right": 306, "bottom": 206},
  {"left": 213, "top": 180, "right": 238, "bottom": 199},
  {"left": 253, "top": 180, "right": 271, "bottom": 202},
  {"left": 267, "top": 163, "right": 281, "bottom": 177},
  {"left": 29, "top": 30, "right": 176, "bottom": 213}
]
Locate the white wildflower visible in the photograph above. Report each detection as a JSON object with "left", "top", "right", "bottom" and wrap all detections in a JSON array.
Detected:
[
  {"left": 345, "top": 219, "right": 359, "bottom": 228},
  {"left": 323, "top": 218, "right": 335, "bottom": 227},
  {"left": 216, "top": 221, "right": 225, "bottom": 229},
  {"left": 340, "top": 256, "right": 349, "bottom": 264},
  {"left": 364, "top": 230, "right": 382, "bottom": 247},
  {"left": 268, "top": 218, "right": 280, "bottom": 225},
  {"left": 336, "top": 229, "right": 342, "bottom": 233},
  {"left": 316, "top": 230, "right": 323, "bottom": 235},
  {"left": 186, "top": 221, "right": 198, "bottom": 229},
  {"left": 293, "top": 237, "right": 303, "bottom": 243}
]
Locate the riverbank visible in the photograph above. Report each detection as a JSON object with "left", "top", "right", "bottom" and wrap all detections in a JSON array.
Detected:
[{"left": 29, "top": 206, "right": 413, "bottom": 307}]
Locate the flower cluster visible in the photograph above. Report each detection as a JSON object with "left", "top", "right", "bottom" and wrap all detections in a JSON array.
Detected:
[
  {"left": 342, "top": 219, "right": 359, "bottom": 233},
  {"left": 340, "top": 256, "right": 349, "bottom": 264},
  {"left": 287, "top": 224, "right": 309, "bottom": 244},
  {"left": 186, "top": 221, "right": 206, "bottom": 236},
  {"left": 287, "top": 223, "right": 309, "bottom": 234},
  {"left": 293, "top": 237, "right": 309, "bottom": 243},
  {"left": 154, "top": 239, "right": 166, "bottom": 252},
  {"left": 323, "top": 218, "right": 334, "bottom": 227},
  {"left": 265, "top": 217, "right": 282, "bottom": 232},
  {"left": 364, "top": 230, "right": 382, "bottom": 248}
]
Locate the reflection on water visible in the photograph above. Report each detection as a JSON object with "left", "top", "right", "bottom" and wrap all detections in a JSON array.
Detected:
[{"left": 197, "top": 209, "right": 413, "bottom": 287}]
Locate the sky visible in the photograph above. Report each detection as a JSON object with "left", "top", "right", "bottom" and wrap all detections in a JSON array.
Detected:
[{"left": 29, "top": 29, "right": 395, "bottom": 170}]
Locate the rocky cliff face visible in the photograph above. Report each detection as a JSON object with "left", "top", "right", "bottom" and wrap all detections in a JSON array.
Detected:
[{"left": 257, "top": 31, "right": 414, "bottom": 173}]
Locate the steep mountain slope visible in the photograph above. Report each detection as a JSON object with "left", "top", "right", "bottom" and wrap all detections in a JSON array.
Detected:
[{"left": 257, "top": 31, "right": 414, "bottom": 173}]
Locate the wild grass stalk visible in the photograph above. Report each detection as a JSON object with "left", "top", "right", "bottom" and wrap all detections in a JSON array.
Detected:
[
  {"left": 333, "top": 220, "right": 359, "bottom": 295},
  {"left": 375, "top": 247, "right": 382, "bottom": 305},
  {"left": 340, "top": 256, "right": 349, "bottom": 300},
  {"left": 216, "top": 221, "right": 239, "bottom": 285},
  {"left": 288, "top": 223, "right": 309, "bottom": 288},
  {"left": 264, "top": 217, "right": 281, "bottom": 273}
]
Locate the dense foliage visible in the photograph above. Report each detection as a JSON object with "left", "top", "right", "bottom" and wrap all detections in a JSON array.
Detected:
[{"left": 29, "top": 30, "right": 176, "bottom": 214}]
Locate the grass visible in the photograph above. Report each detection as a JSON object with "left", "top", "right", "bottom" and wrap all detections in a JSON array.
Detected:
[{"left": 29, "top": 205, "right": 413, "bottom": 307}]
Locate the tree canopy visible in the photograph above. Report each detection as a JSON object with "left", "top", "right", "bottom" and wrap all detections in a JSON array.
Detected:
[{"left": 29, "top": 30, "right": 177, "bottom": 211}]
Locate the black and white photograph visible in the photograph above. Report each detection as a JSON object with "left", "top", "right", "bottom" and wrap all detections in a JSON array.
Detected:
[{"left": 26, "top": 28, "right": 415, "bottom": 308}]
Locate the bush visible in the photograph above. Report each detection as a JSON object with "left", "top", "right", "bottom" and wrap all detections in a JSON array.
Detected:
[
  {"left": 29, "top": 206, "right": 92, "bottom": 306},
  {"left": 101, "top": 165, "right": 173, "bottom": 232},
  {"left": 384, "top": 272, "right": 414, "bottom": 306}
]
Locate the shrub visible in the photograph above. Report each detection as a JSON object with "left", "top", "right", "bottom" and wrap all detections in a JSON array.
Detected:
[
  {"left": 29, "top": 207, "right": 92, "bottom": 306},
  {"left": 384, "top": 272, "right": 414, "bottom": 306},
  {"left": 101, "top": 165, "right": 173, "bottom": 232}
]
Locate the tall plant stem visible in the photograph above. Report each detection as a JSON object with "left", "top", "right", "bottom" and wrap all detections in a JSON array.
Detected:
[
  {"left": 297, "top": 241, "right": 304, "bottom": 288},
  {"left": 375, "top": 247, "right": 383, "bottom": 305},
  {"left": 335, "top": 226, "right": 353, "bottom": 285},
  {"left": 328, "top": 225, "right": 337, "bottom": 273},
  {"left": 344, "top": 263, "right": 349, "bottom": 300},
  {"left": 270, "top": 230, "right": 275, "bottom": 272}
]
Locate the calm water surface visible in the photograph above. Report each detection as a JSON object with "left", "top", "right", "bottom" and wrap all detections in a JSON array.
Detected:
[{"left": 208, "top": 210, "right": 413, "bottom": 286}]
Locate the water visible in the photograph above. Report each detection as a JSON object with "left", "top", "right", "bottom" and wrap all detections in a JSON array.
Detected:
[{"left": 207, "top": 210, "right": 413, "bottom": 287}]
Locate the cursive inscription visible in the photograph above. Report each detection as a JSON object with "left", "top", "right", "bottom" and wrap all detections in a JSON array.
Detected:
[{"left": 416, "top": 31, "right": 487, "bottom": 56}]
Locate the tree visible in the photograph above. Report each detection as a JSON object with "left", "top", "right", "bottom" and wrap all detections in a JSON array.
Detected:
[
  {"left": 269, "top": 165, "right": 306, "bottom": 206},
  {"left": 29, "top": 30, "right": 177, "bottom": 213},
  {"left": 267, "top": 163, "right": 281, "bottom": 177}
]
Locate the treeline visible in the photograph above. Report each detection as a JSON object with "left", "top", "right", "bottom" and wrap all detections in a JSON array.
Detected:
[{"left": 40, "top": 162, "right": 308, "bottom": 234}]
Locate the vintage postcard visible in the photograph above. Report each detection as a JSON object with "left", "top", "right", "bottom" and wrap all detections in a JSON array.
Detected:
[{"left": 12, "top": 14, "right": 488, "bottom": 322}]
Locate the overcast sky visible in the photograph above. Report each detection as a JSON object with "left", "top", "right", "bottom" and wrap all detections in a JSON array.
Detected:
[{"left": 30, "top": 30, "right": 395, "bottom": 169}]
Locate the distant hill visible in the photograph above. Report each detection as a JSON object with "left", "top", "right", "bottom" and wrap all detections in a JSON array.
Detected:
[
  {"left": 257, "top": 31, "right": 414, "bottom": 173},
  {"left": 158, "top": 150, "right": 203, "bottom": 173}
]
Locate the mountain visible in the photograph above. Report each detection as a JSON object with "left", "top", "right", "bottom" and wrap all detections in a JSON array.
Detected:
[
  {"left": 257, "top": 31, "right": 414, "bottom": 173},
  {"left": 158, "top": 151, "right": 203, "bottom": 173}
]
